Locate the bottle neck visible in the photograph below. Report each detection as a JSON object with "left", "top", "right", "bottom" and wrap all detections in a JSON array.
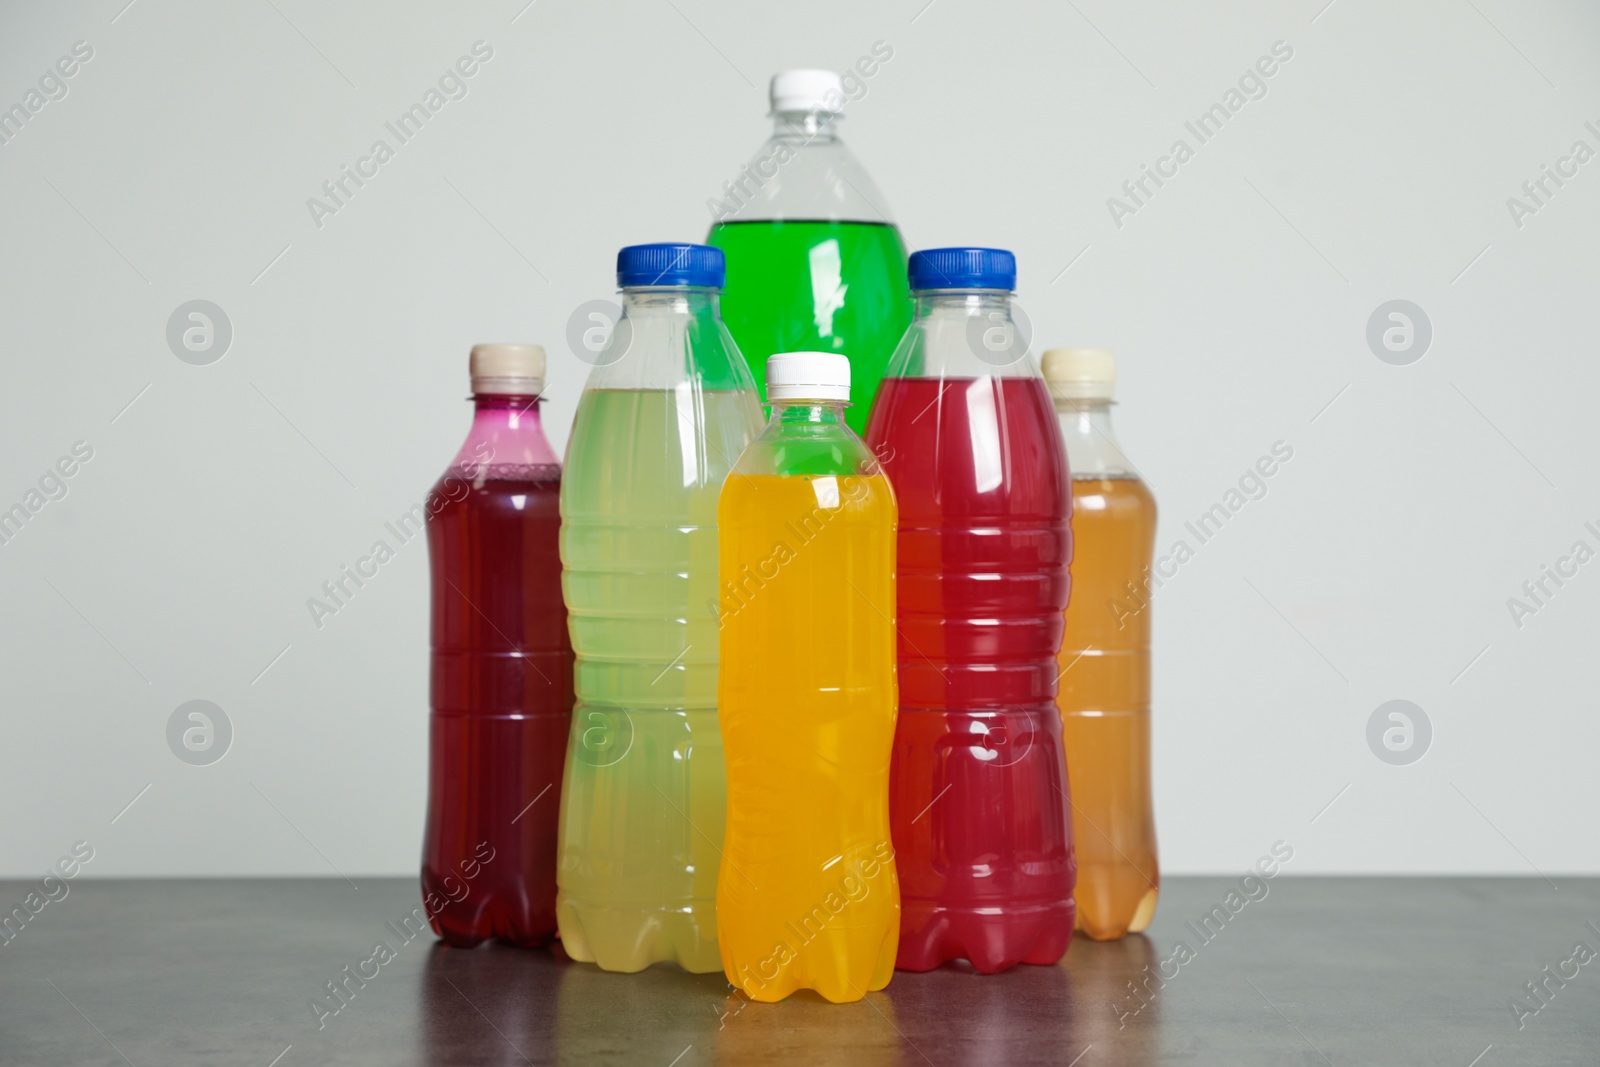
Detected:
[
  {"left": 913, "top": 289, "right": 1015, "bottom": 321},
  {"left": 450, "top": 393, "right": 558, "bottom": 470},
  {"left": 746, "top": 396, "right": 874, "bottom": 477},
  {"left": 594, "top": 284, "right": 751, "bottom": 393},
  {"left": 902, "top": 289, "right": 1027, "bottom": 379},
  {"left": 772, "top": 398, "right": 849, "bottom": 426},
  {"left": 722, "top": 107, "right": 887, "bottom": 225},
  {"left": 1055, "top": 398, "right": 1137, "bottom": 479},
  {"left": 621, "top": 286, "right": 720, "bottom": 318},
  {"left": 772, "top": 109, "right": 840, "bottom": 143},
  {"left": 472, "top": 393, "right": 541, "bottom": 414}
]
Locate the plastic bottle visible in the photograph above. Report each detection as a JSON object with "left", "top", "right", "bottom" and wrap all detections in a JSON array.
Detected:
[
  {"left": 557, "top": 243, "right": 764, "bottom": 973},
  {"left": 1042, "top": 347, "right": 1159, "bottom": 941},
  {"left": 424, "top": 343, "right": 572, "bottom": 947},
  {"left": 718, "top": 351, "right": 900, "bottom": 1003},
  {"left": 865, "top": 248, "right": 1077, "bottom": 973},
  {"left": 706, "top": 68, "right": 912, "bottom": 436}
]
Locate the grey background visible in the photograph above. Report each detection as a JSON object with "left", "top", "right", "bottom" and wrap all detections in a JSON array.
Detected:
[{"left": 1, "top": 0, "right": 1596, "bottom": 878}]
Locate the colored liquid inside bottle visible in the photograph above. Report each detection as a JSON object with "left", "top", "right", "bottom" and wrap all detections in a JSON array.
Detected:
[
  {"left": 424, "top": 395, "right": 572, "bottom": 947},
  {"left": 557, "top": 387, "right": 762, "bottom": 973},
  {"left": 707, "top": 219, "right": 912, "bottom": 435},
  {"left": 1059, "top": 474, "right": 1159, "bottom": 940},
  {"left": 718, "top": 464, "right": 900, "bottom": 1003},
  {"left": 868, "top": 374, "right": 1077, "bottom": 973}
]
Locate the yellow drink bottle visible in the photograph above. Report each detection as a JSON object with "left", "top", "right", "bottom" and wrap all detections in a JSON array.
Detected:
[{"left": 716, "top": 351, "right": 899, "bottom": 1004}]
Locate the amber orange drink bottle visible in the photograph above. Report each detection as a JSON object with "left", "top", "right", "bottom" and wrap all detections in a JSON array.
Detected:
[
  {"left": 717, "top": 351, "right": 899, "bottom": 1003},
  {"left": 1042, "top": 348, "right": 1159, "bottom": 941}
]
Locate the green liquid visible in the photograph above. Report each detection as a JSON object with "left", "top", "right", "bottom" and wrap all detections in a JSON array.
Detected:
[
  {"left": 556, "top": 387, "right": 762, "bottom": 973},
  {"left": 707, "top": 220, "right": 913, "bottom": 436}
]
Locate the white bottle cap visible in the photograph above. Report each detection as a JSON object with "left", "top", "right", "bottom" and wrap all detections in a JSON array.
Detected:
[
  {"left": 1040, "top": 347, "right": 1116, "bottom": 401},
  {"left": 770, "top": 69, "right": 844, "bottom": 114},
  {"left": 469, "top": 343, "right": 545, "bottom": 395},
  {"left": 766, "top": 351, "right": 851, "bottom": 402}
]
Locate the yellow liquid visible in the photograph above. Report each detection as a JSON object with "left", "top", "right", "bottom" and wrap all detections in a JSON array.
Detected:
[
  {"left": 716, "top": 472, "right": 900, "bottom": 1003},
  {"left": 1059, "top": 476, "right": 1160, "bottom": 941}
]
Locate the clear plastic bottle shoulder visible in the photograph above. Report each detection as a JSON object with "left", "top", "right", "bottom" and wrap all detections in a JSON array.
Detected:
[
  {"left": 733, "top": 416, "right": 883, "bottom": 479},
  {"left": 721, "top": 112, "right": 894, "bottom": 225}
]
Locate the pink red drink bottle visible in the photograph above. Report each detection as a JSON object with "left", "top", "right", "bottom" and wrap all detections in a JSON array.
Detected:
[
  {"left": 865, "top": 249, "right": 1077, "bottom": 973},
  {"left": 423, "top": 344, "right": 573, "bottom": 945}
]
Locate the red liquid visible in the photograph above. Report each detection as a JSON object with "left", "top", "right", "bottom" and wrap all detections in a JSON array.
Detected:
[
  {"left": 866, "top": 376, "right": 1077, "bottom": 973},
  {"left": 424, "top": 462, "right": 573, "bottom": 947}
]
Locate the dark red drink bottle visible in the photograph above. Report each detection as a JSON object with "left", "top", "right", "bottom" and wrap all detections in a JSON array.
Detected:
[
  {"left": 865, "top": 249, "right": 1076, "bottom": 973},
  {"left": 423, "top": 344, "right": 573, "bottom": 947}
]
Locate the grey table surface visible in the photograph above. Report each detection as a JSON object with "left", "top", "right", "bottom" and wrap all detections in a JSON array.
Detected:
[{"left": 1, "top": 877, "right": 1596, "bottom": 1066}]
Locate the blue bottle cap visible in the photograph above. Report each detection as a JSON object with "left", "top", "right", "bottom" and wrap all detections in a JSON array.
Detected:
[
  {"left": 907, "top": 247, "right": 1017, "bottom": 292},
  {"left": 616, "top": 243, "right": 725, "bottom": 288}
]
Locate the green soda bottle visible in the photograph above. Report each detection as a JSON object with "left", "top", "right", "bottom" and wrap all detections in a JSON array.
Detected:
[{"left": 707, "top": 68, "right": 912, "bottom": 437}]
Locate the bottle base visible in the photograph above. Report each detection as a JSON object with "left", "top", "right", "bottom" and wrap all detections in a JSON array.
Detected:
[
  {"left": 429, "top": 921, "right": 559, "bottom": 950},
  {"left": 724, "top": 925, "right": 898, "bottom": 1003},
  {"left": 423, "top": 875, "right": 559, "bottom": 950},
  {"left": 894, "top": 899, "right": 1075, "bottom": 974},
  {"left": 1075, "top": 885, "right": 1160, "bottom": 942},
  {"left": 556, "top": 897, "right": 722, "bottom": 973}
]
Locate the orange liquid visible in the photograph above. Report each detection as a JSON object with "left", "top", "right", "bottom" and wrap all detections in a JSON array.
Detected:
[
  {"left": 1058, "top": 476, "right": 1159, "bottom": 941},
  {"left": 717, "top": 472, "right": 900, "bottom": 1003}
]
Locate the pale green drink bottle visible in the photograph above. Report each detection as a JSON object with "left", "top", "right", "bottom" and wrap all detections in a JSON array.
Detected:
[{"left": 556, "top": 243, "right": 763, "bottom": 972}]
